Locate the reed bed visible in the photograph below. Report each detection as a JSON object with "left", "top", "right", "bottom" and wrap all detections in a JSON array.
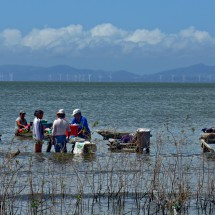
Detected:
[{"left": 0, "top": 127, "right": 215, "bottom": 215}]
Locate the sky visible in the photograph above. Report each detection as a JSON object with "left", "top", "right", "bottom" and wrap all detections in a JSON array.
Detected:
[{"left": 0, "top": 0, "right": 215, "bottom": 74}]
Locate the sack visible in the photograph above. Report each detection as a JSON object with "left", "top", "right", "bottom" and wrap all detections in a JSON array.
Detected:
[{"left": 121, "top": 134, "right": 134, "bottom": 143}]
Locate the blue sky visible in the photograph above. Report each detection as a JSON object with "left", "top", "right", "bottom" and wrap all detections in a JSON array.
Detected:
[{"left": 0, "top": 0, "right": 215, "bottom": 74}]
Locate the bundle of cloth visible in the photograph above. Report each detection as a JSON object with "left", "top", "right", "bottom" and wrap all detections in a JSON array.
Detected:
[
  {"left": 201, "top": 127, "right": 215, "bottom": 133},
  {"left": 120, "top": 133, "right": 136, "bottom": 143}
]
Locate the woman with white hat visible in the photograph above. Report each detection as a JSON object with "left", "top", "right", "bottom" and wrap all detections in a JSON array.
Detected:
[
  {"left": 71, "top": 109, "right": 91, "bottom": 139},
  {"left": 52, "top": 109, "right": 71, "bottom": 153}
]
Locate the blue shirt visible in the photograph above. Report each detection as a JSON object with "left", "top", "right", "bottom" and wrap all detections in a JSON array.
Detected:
[{"left": 71, "top": 116, "right": 90, "bottom": 138}]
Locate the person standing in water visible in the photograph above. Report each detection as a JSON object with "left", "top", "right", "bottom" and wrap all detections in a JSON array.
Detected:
[
  {"left": 71, "top": 109, "right": 91, "bottom": 139},
  {"left": 52, "top": 109, "right": 71, "bottom": 153},
  {"left": 33, "top": 110, "right": 44, "bottom": 153}
]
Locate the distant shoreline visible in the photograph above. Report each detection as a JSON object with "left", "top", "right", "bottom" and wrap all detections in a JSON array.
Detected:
[{"left": 0, "top": 63, "right": 215, "bottom": 82}]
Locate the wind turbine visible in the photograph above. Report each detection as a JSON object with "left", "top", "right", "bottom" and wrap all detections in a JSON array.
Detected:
[
  {"left": 88, "top": 74, "right": 92, "bottom": 82},
  {"left": 0, "top": 72, "right": 4, "bottom": 81},
  {"left": 9, "top": 72, "right": 13, "bottom": 81},
  {"left": 171, "top": 75, "right": 175, "bottom": 82},
  {"left": 182, "top": 75, "right": 186, "bottom": 82},
  {"left": 99, "top": 75, "right": 102, "bottom": 82},
  {"left": 109, "top": 73, "right": 112, "bottom": 82},
  {"left": 198, "top": 75, "right": 201, "bottom": 82},
  {"left": 208, "top": 74, "right": 212, "bottom": 82},
  {"left": 49, "top": 73, "right": 52, "bottom": 82}
]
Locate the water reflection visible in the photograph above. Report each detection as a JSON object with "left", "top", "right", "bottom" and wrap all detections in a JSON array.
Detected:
[
  {"left": 33, "top": 153, "right": 46, "bottom": 163},
  {"left": 46, "top": 152, "right": 97, "bottom": 164}
]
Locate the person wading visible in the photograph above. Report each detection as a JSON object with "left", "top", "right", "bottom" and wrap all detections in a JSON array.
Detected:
[
  {"left": 71, "top": 109, "right": 91, "bottom": 140},
  {"left": 52, "top": 109, "right": 71, "bottom": 153},
  {"left": 33, "top": 110, "right": 44, "bottom": 153}
]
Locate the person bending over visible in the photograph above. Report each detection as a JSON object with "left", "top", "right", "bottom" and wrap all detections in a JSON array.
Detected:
[{"left": 71, "top": 109, "right": 91, "bottom": 140}]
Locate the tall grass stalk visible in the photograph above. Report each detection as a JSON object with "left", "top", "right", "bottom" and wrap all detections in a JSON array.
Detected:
[{"left": 0, "top": 125, "right": 215, "bottom": 214}]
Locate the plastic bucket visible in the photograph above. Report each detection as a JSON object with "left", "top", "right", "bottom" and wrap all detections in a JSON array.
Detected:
[
  {"left": 66, "top": 124, "right": 79, "bottom": 137},
  {"left": 71, "top": 124, "right": 79, "bottom": 137}
]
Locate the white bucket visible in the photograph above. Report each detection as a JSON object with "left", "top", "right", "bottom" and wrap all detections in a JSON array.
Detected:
[{"left": 136, "top": 128, "right": 151, "bottom": 149}]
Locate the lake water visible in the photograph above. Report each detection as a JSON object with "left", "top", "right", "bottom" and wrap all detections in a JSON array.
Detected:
[{"left": 0, "top": 82, "right": 215, "bottom": 214}]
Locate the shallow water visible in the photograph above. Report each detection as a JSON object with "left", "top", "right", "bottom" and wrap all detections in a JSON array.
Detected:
[{"left": 0, "top": 82, "right": 215, "bottom": 214}]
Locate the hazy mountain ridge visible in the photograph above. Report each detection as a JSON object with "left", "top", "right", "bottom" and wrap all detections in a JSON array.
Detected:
[
  {"left": 145, "top": 64, "right": 215, "bottom": 82},
  {"left": 0, "top": 64, "right": 215, "bottom": 82}
]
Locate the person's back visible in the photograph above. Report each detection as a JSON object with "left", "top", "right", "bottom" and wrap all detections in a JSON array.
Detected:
[
  {"left": 52, "top": 109, "right": 71, "bottom": 153},
  {"left": 52, "top": 118, "right": 70, "bottom": 136}
]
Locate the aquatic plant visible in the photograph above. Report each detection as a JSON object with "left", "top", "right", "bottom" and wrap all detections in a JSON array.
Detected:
[{"left": 0, "top": 123, "right": 215, "bottom": 214}]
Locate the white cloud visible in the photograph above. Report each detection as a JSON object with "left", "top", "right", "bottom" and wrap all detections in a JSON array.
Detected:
[
  {"left": 0, "top": 24, "right": 215, "bottom": 59},
  {"left": 160, "top": 27, "right": 215, "bottom": 52},
  {"left": 90, "top": 23, "right": 126, "bottom": 38},
  {"left": 22, "top": 25, "right": 83, "bottom": 50},
  {"left": 1, "top": 29, "right": 22, "bottom": 46},
  {"left": 126, "top": 28, "right": 165, "bottom": 45},
  {"left": 179, "top": 26, "right": 211, "bottom": 42}
]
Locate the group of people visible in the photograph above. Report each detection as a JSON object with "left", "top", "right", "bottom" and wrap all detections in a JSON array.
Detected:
[{"left": 15, "top": 108, "right": 91, "bottom": 153}]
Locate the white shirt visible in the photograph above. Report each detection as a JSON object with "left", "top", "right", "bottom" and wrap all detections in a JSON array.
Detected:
[
  {"left": 52, "top": 118, "right": 71, "bottom": 136},
  {"left": 33, "top": 117, "right": 44, "bottom": 140}
]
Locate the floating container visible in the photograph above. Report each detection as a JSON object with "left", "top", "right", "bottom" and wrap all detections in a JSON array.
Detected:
[
  {"left": 41, "top": 122, "right": 53, "bottom": 129},
  {"left": 41, "top": 120, "right": 48, "bottom": 123}
]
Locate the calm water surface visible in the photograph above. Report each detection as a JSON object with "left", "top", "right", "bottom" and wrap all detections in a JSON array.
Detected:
[{"left": 0, "top": 82, "right": 215, "bottom": 214}]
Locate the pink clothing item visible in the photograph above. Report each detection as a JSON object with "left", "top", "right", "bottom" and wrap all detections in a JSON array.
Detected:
[{"left": 52, "top": 118, "right": 71, "bottom": 136}]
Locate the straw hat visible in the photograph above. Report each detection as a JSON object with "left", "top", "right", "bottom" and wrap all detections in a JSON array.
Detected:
[{"left": 57, "top": 109, "right": 65, "bottom": 114}]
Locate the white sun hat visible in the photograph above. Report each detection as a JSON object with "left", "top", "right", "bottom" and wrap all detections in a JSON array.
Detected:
[
  {"left": 72, "top": 109, "right": 81, "bottom": 116},
  {"left": 57, "top": 109, "right": 65, "bottom": 114}
]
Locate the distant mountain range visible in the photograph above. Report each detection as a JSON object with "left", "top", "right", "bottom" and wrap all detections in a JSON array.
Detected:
[{"left": 0, "top": 63, "right": 215, "bottom": 82}]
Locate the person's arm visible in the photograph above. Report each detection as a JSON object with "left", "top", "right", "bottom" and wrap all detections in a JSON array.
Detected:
[
  {"left": 81, "top": 117, "right": 91, "bottom": 139},
  {"left": 66, "top": 123, "right": 71, "bottom": 140},
  {"left": 16, "top": 119, "right": 25, "bottom": 129},
  {"left": 83, "top": 117, "right": 90, "bottom": 133},
  {"left": 52, "top": 120, "right": 56, "bottom": 137}
]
